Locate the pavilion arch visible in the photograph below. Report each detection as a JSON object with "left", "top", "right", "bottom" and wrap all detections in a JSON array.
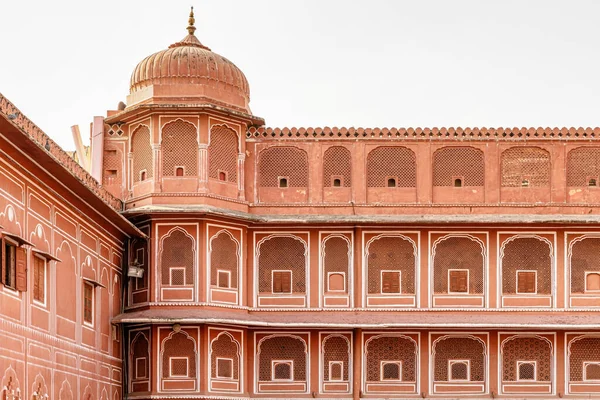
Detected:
[
  {"left": 432, "top": 335, "right": 486, "bottom": 382},
  {"left": 568, "top": 235, "right": 600, "bottom": 294},
  {"left": 257, "top": 146, "right": 309, "bottom": 188},
  {"left": 431, "top": 234, "right": 486, "bottom": 295},
  {"left": 130, "top": 331, "right": 150, "bottom": 387},
  {"left": 1, "top": 365, "right": 21, "bottom": 398},
  {"left": 0, "top": 204, "right": 22, "bottom": 237},
  {"left": 364, "top": 233, "right": 418, "bottom": 295},
  {"left": 160, "top": 330, "right": 198, "bottom": 379},
  {"left": 256, "top": 234, "right": 308, "bottom": 294},
  {"left": 321, "top": 334, "right": 351, "bottom": 383},
  {"left": 501, "top": 146, "right": 550, "bottom": 187},
  {"left": 501, "top": 335, "right": 553, "bottom": 382},
  {"left": 58, "top": 378, "right": 74, "bottom": 400},
  {"left": 29, "top": 223, "right": 49, "bottom": 252},
  {"left": 30, "top": 373, "right": 48, "bottom": 399},
  {"left": 566, "top": 146, "right": 600, "bottom": 187},
  {"left": 209, "top": 229, "right": 240, "bottom": 289},
  {"left": 432, "top": 146, "right": 485, "bottom": 187},
  {"left": 366, "top": 146, "right": 416, "bottom": 188},
  {"left": 210, "top": 331, "right": 241, "bottom": 380},
  {"left": 321, "top": 234, "right": 352, "bottom": 295},
  {"left": 130, "top": 124, "right": 153, "bottom": 183},
  {"left": 208, "top": 124, "right": 239, "bottom": 183},
  {"left": 161, "top": 119, "right": 199, "bottom": 177},
  {"left": 257, "top": 334, "right": 308, "bottom": 382},
  {"left": 567, "top": 335, "right": 600, "bottom": 383},
  {"left": 158, "top": 227, "right": 196, "bottom": 287},
  {"left": 500, "top": 235, "right": 553, "bottom": 295},
  {"left": 364, "top": 334, "right": 418, "bottom": 382},
  {"left": 323, "top": 146, "right": 352, "bottom": 187}
]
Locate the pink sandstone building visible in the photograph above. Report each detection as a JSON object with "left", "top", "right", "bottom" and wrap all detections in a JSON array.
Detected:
[{"left": 2, "top": 8, "right": 600, "bottom": 400}]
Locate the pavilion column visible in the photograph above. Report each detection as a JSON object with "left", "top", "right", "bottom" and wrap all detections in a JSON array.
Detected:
[
  {"left": 198, "top": 143, "right": 208, "bottom": 192},
  {"left": 237, "top": 152, "right": 245, "bottom": 199},
  {"left": 127, "top": 151, "right": 133, "bottom": 196},
  {"left": 353, "top": 328, "right": 362, "bottom": 400}
]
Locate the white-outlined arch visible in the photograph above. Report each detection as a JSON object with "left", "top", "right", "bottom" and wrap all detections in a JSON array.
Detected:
[
  {"left": 159, "top": 329, "right": 199, "bottom": 382},
  {"left": 157, "top": 226, "right": 197, "bottom": 299},
  {"left": 320, "top": 234, "right": 353, "bottom": 307}
]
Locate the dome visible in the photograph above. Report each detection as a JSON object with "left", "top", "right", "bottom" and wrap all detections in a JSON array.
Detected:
[{"left": 128, "top": 9, "right": 251, "bottom": 113}]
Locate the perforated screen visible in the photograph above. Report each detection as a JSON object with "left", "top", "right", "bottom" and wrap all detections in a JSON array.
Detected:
[
  {"left": 433, "top": 236, "right": 484, "bottom": 294},
  {"left": 434, "top": 337, "right": 485, "bottom": 381},
  {"left": 211, "top": 334, "right": 239, "bottom": 379},
  {"left": 162, "top": 120, "right": 198, "bottom": 176},
  {"left": 131, "top": 126, "right": 153, "bottom": 183},
  {"left": 131, "top": 334, "right": 149, "bottom": 380},
  {"left": 366, "top": 146, "right": 416, "bottom": 187},
  {"left": 160, "top": 230, "right": 194, "bottom": 286},
  {"left": 502, "top": 337, "right": 551, "bottom": 381},
  {"left": 567, "top": 147, "right": 600, "bottom": 186},
  {"left": 570, "top": 238, "right": 600, "bottom": 293},
  {"left": 210, "top": 232, "right": 238, "bottom": 288},
  {"left": 258, "top": 236, "right": 305, "bottom": 293},
  {"left": 323, "top": 336, "right": 350, "bottom": 381},
  {"left": 502, "top": 237, "right": 551, "bottom": 294},
  {"left": 323, "top": 146, "right": 351, "bottom": 187},
  {"left": 367, "top": 236, "right": 415, "bottom": 294},
  {"left": 209, "top": 125, "right": 238, "bottom": 183},
  {"left": 433, "top": 147, "right": 484, "bottom": 187},
  {"left": 258, "top": 336, "right": 306, "bottom": 381},
  {"left": 162, "top": 332, "right": 196, "bottom": 378},
  {"left": 366, "top": 336, "right": 416, "bottom": 382},
  {"left": 569, "top": 337, "right": 600, "bottom": 381},
  {"left": 103, "top": 147, "right": 122, "bottom": 186},
  {"left": 501, "top": 147, "right": 550, "bottom": 187},
  {"left": 258, "top": 147, "right": 308, "bottom": 187},
  {"left": 323, "top": 237, "right": 349, "bottom": 293}
]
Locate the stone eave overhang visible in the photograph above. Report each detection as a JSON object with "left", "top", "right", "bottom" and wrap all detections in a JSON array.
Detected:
[
  {"left": 0, "top": 93, "right": 145, "bottom": 239},
  {"left": 122, "top": 204, "right": 600, "bottom": 226},
  {"left": 105, "top": 102, "right": 265, "bottom": 126},
  {"left": 114, "top": 307, "right": 600, "bottom": 329}
]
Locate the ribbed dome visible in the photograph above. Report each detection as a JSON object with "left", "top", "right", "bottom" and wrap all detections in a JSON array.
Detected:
[{"left": 128, "top": 9, "right": 250, "bottom": 112}]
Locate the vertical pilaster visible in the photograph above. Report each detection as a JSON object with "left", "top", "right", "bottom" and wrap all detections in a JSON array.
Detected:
[
  {"left": 353, "top": 328, "right": 362, "bottom": 400},
  {"left": 237, "top": 153, "right": 245, "bottom": 199},
  {"left": 127, "top": 151, "right": 133, "bottom": 196},
  {"left": 151, "top": 145, "right": 161, "bottom": 192},
  {"left": 198, "top": 143, "right": 208, "bottom": 192}
]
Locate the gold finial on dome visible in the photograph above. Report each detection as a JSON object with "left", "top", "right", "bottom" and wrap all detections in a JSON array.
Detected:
[{"left": 187, "top": 6, "right": 196, "bottom": 35}]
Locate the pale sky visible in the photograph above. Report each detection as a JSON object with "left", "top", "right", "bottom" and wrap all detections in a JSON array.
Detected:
[{"left": 1, "top": 0, "right": 600, "bottom": 149}]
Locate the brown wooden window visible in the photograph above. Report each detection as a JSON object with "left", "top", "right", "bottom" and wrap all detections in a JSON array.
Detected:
[
  {"left": 217, "top": 270, "right": 230, "bottom": 288},
  {"left": 33, "top": 256, "right": 46, "bottom": 303},
  {"left": 1, "top": 239, "right": 27, "bottom": 291},
  {"left": 217, "top": 358, "right": 233, "bottom": 378},
  {"left": 517, "top": 271, "right": 536, "bottom": 294},
  {"left": 449, "top": 270, "right": 468, "bottom": 293},
  {"left": 272, "top": 271, "right": 292, "bottom": 293},
  {"left": 83, "top": 281, "right": 94, "bottom": 324},
  {"left": 381, "top": 271, "right": 400, "bottom": 293}
]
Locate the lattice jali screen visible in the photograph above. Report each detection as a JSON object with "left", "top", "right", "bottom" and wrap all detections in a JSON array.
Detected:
[
  {"left": 131, "top": 126, "right": 153, "bottom": 183},
  {"left": 570, "top": 238, "right": 600, "bottom": 293},
  {"left": 502, "top": 337, "right": 551, "bottom": 381},
  {"left": 208, "top": 125, "right": 238, "bottom": 183},
  {"left": 366, "top": 146, "right": 416, "bottom": 187},
  {"left": 102, "top": 147, "right": 122, "bottom": 186},
  {"left": 160, "top": 230, "right": 194, "bottom": 286},
  {"left": 433, "top": 337, "right": 485, "bottom": 381},
  {"left": 432, "top": 147, "right": 485, "bottom": 187},
  {"left": 502, "top": 237, "right": 552, "bottom": 294},
  {"left": 323, "top": 336, "right": 350, "bottom": 381},
  {"left": 211, "top": 334, "right": 239, "bottom": 379},
  {"left": 365, "top": 336, "right": 416, "bottom": 382},
  {"left": 501, "top": 147, "right": 550, "bottom": 187},
  {"left": 131, "top": 333, "right": 149, "bottom": 380},
  {"left": 367, "top": 236, "right": 415, "bottom": 294},
  {"left": 567, "top": 147, "right": 600, "bottom": 186},
  {"left": 161, "top": 120, "right": 198, "bottom": 176},
  {"left": 210, "top": 232, "right": 238, "bottom": 288},
  {"left": 162, "top": 332, "right": 197, "bottom": 378},
  {"left": 258, "top": 146, "right": 308, "bottom": 187},
  {"left": 258, "top": 236, "right": 306, "bottom": 293},
  {"left": 323, "top": 146, "right": 352, "bottom": 187},
  {"left": 258, "top": 336, "right": 306, "bottom": 381},
  {"left": 568, "top": 337, "right": 600, "bottom": 381},
  {"left": 323, "top": 237, "right": 349, "bottom": 293},
  {"left": 433, "top": 236, "right": 484, "bottom": 294}
]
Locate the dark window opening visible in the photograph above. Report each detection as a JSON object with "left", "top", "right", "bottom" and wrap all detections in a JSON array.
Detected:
[
  {"left": 218, "top": 171, "right": 227, "bottom": 181},
  {"left": 83, "top": 282, "right": 94, "bottom": 324},
  {"left": 387, "top": 178, "right": 397, "bottom": 187},
  {"left": 140, "top": 171, "right": 147, "bottom": 181},
  {"left": 521, "top": 179, "right": 530, "bottom": 187},
  {"left": 3, "top": 241, "right": 16, "bottom": 288},
  {"left": 589, "top": 178, "right": 598, "bottom": 187},
  {"left": 279, "top": 177, "right": 288, "bottom": 188},
  {"left": 454, "top": 178, "right": 463, "bottom": 187},
  {"left": 175, "top": 167, "right": 184, "bottom": 176},
  {"left": 333, "top": 178, "right": 341, "bottom": 187}
]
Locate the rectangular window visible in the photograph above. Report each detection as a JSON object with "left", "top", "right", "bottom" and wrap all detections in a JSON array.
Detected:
[
  {"left": 170, "top": 357, "right": 189, "bottom": 377},
  {"left": 272, "top": 270, "right": 292, "bottom": 293},
  {"left": 586, "top": 272, "right": 600, "bottom": 292},
  {"left": 449, "top": 360, "right": 470, "bottom": 381},
  {"left": 380, "top": 361, "right": 402, "bottom": 381},
  {"left": 135, "top": 357, "right": 147, "bottom": 379},
  {"left": 3, "top": 240, "right": 16, "bottom": 289},
  {"left": 216, "top": 358, "right": 233, "bottom": 378},
  {"left": 272, "top": 360, "right": 293, "bottom": 381},
  {"left": 329, "top": 361, "right": 343, "bottom": 381},
  {"left": 449, "top": 270, "right": 469, "bottom": 293},
  {"left": 517, "top": 271, "right": 536, "bottom": 294},
  {"left": 381, "top": 271, "right": 400, "bottom": 294},
  {"left": 170, "top": 268, "right": 185, "bottom": 286},
  {"left": 33, "top": 256, "right": 46, "bottom": 304},
  {"left": 83, "top": 281, "right": 94, "bottom": 324},
  {"left": 517, "top": 361, "right": 536, "bottom": 381},
  {"left": 217, "top": 270, "right": 231, "bottom": 288}
]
